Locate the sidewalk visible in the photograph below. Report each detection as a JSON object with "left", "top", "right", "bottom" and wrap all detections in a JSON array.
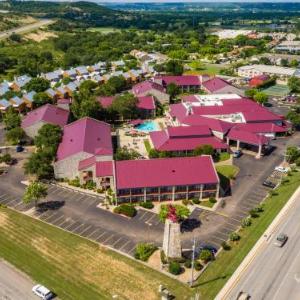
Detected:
[{"left": 216, "top": 185, "right": 300, "bottom": 300}]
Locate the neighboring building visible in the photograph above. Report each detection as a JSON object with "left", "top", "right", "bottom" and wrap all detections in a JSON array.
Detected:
[
  {"left": 275, "top": 40, "right": 300, "bottom": 53},
  {"left": 11, "top": 75, "right": 31, "bottom": 91},
  {"left": 237, "top": 64, "right": 300, "bottom": 82},
  {"left": 202, "top": 77, "right": 244, "bottom": 95},
  {"left": 9, "top": 96, "right": 25, "bottom": 111},
  {"left": 63, "top": 68, "right": 77, "bottom": 79},
  {"left": 249, "top": 75, "right": 270, "bottom": 88},
  {"left": 0, "top": 99, "right": 11, "bottom": 112},
  {"left": 45, "top": 88, "right": 57, "bottom": 100},
  {"left": 22, "top": 91, "right": 36, "bottom": 109},
  {"left": 21, "top": 104, "right": 69, "bottom": 139},
  {"left": 54, "top": 117, "right": 113, "bottom": 179},
  {"left": 0, "top": 82, "right": 10, "bottom": 96},
  {"left": 132, "top": 81, "right": 169, "bottom": 104},
  {"left": 154, "top": 75, "right": 202, "bottom": 93},
  {"left": 213, "top": 29, "right": 254, "bottom": 40},
  {"left": 41, "top": 70, "right": 62, "bottom": 84},
  {"left": 150, "top": 125, "right": 228, "bottom": 155},
  {"left": 75, "top": 66, "right": 89, "bottom": 76},
  {"left": 57, "top": 98, "right": 71, "bottom": 111},
  {"left": 79, "top": 155, "right": 220, "bottom": 203},
  {"left": 137, "top": 95, "right": 156, "bottom": 118}
]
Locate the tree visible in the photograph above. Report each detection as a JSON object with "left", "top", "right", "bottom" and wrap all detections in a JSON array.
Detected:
[
  {"left": 148, "top": 148, "right": 160, "bottom": 158},
  {"left": 166, "top": 83, "right": 180, "bottom": 102},
  {"left": 107, "top": 76, "right": 127, "bottom": 93},
  {"left": 288, "top": 76, "right": 300, "bottom": 93},
  {"left": 24, "top": 150, "right": 54, "bottom": 179},
  {"left": 34, "top": 124, "right": 62, "bottom": 156},
  {"left": 199, "top": 249, "right": 213, "bottom": 263},
  {"left": 165, "top": 60, "right": 184, "bottom": 75},
  {"left": 33, "top": 92, "right": 52, "bottom": 108},
  {"left": 193, "top": 144, "right": 214, "bottom": 156},
  {"left": 25, "top": 78, "right": 50, "bottom": 93},
  {"left": 22, "top": 181, "right": 47, "bottom": 207},
  {"left": 5, "top": 127, "right": 25, "bottom": 145},
  {"left": 159, "top": 204, "right": 190, "bottom": 222},
  {"left": 245, "top": 88, "right": 258, "bottom": 99},
  {"left": 286, "top": 146, "right": 300, "bottom": 163},
  {"left": 79, "top": 80, "right": 98, "bottom": 96},
  {"left": 3, "top": 107, "right": 21, "bottom": 130},
  {"left": 290, "top": 59, "right": 299, "bottom": 68},
  {"left": 254, "top": 92, "right": 268, "bottom": 105},
  {"left": 111, "top": 93, "right": 138, "bottom": 120},
  {"left": 286, "top": 110, "right": 300, "bottom": 127},
  {"left": 9, "top": 33, "right": 21, "bottom": 43},
  {"left": 115, "top": 147, "right": 140, "bottom": 161}
]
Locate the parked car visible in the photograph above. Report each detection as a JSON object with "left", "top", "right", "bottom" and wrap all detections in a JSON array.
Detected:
[
  {"left": 274, "top": 233, "right": 288, "bottom": 247},
  {"left": 32, "top": 285, "right": 54, "bottom": 300},
  {"left": 16, "top": 145, "right": 24, "bottom": 152},
  {"left": 262, "top": 180, "right": 276, "bottom": 189},
  {"left": 275, "top": 166, "right": 289, "bottom": 173},
  {"left": 236, "top": 291, "right": 251, "bottom": 300},
  {"left": 196, "top": 244, "right": 218, "bottom": 256},
  {"left": 233, "top": 150, "right": 242, "bottom": 158}
]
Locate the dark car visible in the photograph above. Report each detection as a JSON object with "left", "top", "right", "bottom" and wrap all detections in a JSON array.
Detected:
[
  {"left": 262, "top": 180, "right": 276, "bottom": 188},
  {"left": 233, "top": 150, "right": 242, "bottom": 158},
  {"left": 16, "top": 145, "right": 24, "bottom": 152},
  {"left": 196, "top": 244, "right": 218, "bottom": 256}
]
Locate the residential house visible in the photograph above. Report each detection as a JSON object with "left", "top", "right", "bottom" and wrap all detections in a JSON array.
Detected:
[
  {"left": 9, "top": 96, "right": 25, "bottom": 111},
  {"left": 21, "top": 104, "right": 69, "bottom": 139},
  {"left": 0, "top": 82, "right": 10, "bottom": 97},
  {"left": 22, "top": 91, "right": 37, "bottom": 109},
  {"left": 11, "top": 75, "right": 31, "bottom": 91},
  {"left": 0, "top": 99, "right": 11, "bottom": 112},
  {"left": 202, "top": 77, "right": 244, "bottom": 95}
]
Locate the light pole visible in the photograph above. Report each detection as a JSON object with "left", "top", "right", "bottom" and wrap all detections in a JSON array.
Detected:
[{"left": 190, "top": 237, "right": 196, "bottom": 287}]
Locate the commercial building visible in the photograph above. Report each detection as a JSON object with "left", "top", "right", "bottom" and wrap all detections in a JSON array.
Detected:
[
  {"left": 79, "top": 156, "right": 220, "bottom": 203},
  {"left": 275, "top": 40, "right": 300, "bottom": 53}
]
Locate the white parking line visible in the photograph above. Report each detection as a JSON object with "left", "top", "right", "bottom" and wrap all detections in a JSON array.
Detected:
[
  {"left": 95, "top": 231, "right": 108, "bottom": 241},
  {"left": 78, "top": 225, "right": 93, "bottom": 235},
  {"left": 211, "top": 235, "right": 226, "bottom": 242},
  {"left": 119, "top": 240, "right": 131, "bottom": 251},
  {"left": 102, "top": 234, "right": 115, "bottom": 244},
  {"left": 127, "top": 245, "right": 136, "bottom": 254},
  {"left": 138, "top": 211, "right": 148, "bottom": 220},
  {"left": 43, "top": 212, "right": 60, "bottom": 222},
  {"left": 0, "top": 193, "right": 8, "bottom": 200},
  {"left": 47, "top": 186, "right": 58, "bottom": 192},
  {"left": 144, "top": 214, "right": 157, "bottom": 224},
  {"left": 111, "top": 237, "right": 123, "bottom": 247},
  {"left": 86, "top": 228, "right": 100, "bottom": 239},
  {"left": 56, "top": 218, "right": 70, "bottom": 227},
  {"left": 64, "top": 220, "right": 78, "bottom": 230},
  {"left": 5, "top": 198, "right": 19, "bottom": 206},
  {"left": 71, "top": 223, "right": 85, "bottom": 233},
  {"left": 51, "top": 215, "right": 65, "bottom": 225},
  {"left": 74, "top": 194, "right": 86, "bottom": 202}
]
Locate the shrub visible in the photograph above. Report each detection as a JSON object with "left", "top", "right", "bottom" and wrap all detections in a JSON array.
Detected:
[
  {"left": 113, "top": 204, "right": 137, "bottom": 217},
  {"left": 194, "top": 261, "right": 203, "bottom": 271},
  {"left": 241, "top": 217, "right": 252, "bottom": 228},
  {"left": 253, "top": 205, "right": 264, "bottom": 213},
  {"left": 229, "top": 232, "right": 240, "bottom": 242},
  {"left": 0, "top": 154, "right": 12, "bottom": 164},
  {"left": 199, "top": 249, "right": 213, "bottom": 263},
  {"left": 160, "top": 250, "right": 167, "bottom": 264},
  {"left": 281, "top": 178, "right": 290, "bottom": 184},
  {"left": 184, "top": 259, "right": 192, "bottom": 268},
  {"left": 134, "top": 243, "right": 157, "bottom": 261},
  {"left": 182, "top": 199, "right": 190, "bottom": 206},
  {"left": 140, "top": 201, "right": 154, "bottom": 209},
  {"left": 69, "top": 177, "right": 80, "bottom": 187},
  {"left": 209, "top": 197, "right": 217, "bottom": 204},
  {"left": 249, "top": 209, "right": 259, "bottom": 218},
  {"left": 221, "top": 241, "right": 231, "bottom": 251},
  {"left": 168, "top": 261, "right": 181, "bottom": 275},
  {"left": 269, "top": 190, "right": 278, "bottom": 196},
  {"left": 192, "top": 198, "right": 200, "bottom": 205},
  {"left": 83, "top": 180, "right": 96, "bottom": 190}
]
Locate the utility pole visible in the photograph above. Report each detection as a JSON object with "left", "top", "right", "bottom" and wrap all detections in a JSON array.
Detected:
[{"left": 190, "top": 237, "right": 196, "bottom": 287}]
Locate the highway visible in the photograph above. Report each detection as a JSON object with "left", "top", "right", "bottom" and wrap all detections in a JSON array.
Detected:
[
  {"left": 0, "top": 260, "right": 37, "bottom": 300},
  {"left": 0, "top": 19, "right": 54, "bottom": 40},
  {"left": 223, "top": 187, "right": 300, "bottom": 300}
]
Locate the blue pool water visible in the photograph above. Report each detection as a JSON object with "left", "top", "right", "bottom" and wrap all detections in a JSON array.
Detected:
[{"left": 135, "top": 121, "right": 158, "bottom": 132}]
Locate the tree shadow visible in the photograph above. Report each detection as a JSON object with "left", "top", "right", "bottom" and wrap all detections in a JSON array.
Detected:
[
  {"left": 180, "top": 218, "right": 201, "bottom": 233},
  {"left": 37, "top": 200, "right": 65, "bottom": 213},
  {"left": 192, "top": 273, "right": 230, "bottom": 288}
]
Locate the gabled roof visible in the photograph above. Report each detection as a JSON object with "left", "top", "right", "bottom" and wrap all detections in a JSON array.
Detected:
[
  {"left": 96, "top": 161, "right": 113, "bottom": 177},
  {"left": 202, "top": 77, "right": 231, "bottom": 93},
  {"left": 137, "top": 95, "right": 156, "bottom": 110},
  {"left": 167, "top": 125, "right": 211, "bottom": 138},
  {"left": 0, "top": 99, "right": 11, "bottom": 109},
  {"left": 155, "top": 75, "right": 201, "bottom": 86},
  {"left": 10, "top": 96, "right": 24, "bottom": 106},
  {"left": 132, "top": 81, "right": 165, "bottom": 95},
  {"left": 22, "top": 104, "right": 69, "bottom": 129},
  {"left": 115, "top": 156, "right": 219, "bottom": 189},
  {"left": 14, "top": 75, "right": 31, "bottom": 88},
  {"left": 228, "top": 127, "right": 269, "bottom": 146},
  {"left": 56, "top": 117, "right": 113, "bottom": 161},
  {"left": 23, "top": 91, "right": 36, "bottom": 102}
]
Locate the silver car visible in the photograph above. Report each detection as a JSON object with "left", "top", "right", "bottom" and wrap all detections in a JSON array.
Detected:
[{"left": 274, "top": 233, "right": 288, "bottom": 247}]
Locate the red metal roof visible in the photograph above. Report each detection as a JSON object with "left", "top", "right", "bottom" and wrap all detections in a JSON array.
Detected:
[
  {"left": 167, "top": 125, "right": 211, "bottom": 138},
  {"left": 115, "top": 156, "right": 219, "bottom": 189},
  {"left": 137, "top": 95, "right": 156, "bottom": 110},
  {"left": 21, "top": 104, "right": 69, "bottom": 129},
  {"left": 202, "top": 77, "right": 231, "bottom": 93},
  {"left": 96, "top": 161, "right": 113, "bottom": 177},
  {"left": 78, "top": 156, "right": 96, "bottom": 170},
  {"left": 132, "top": 81, "right": 165, "bottom": 95},
  {"left": 227, "top": 127, "right": 269, "bottom": 146},
  {"left": 56, "top": 117, "right": 113, "bottom": 161},
  {"left": 233, "top": 122, "right": 287, "bottom": 134},
  {"left": 155, "top": 75, "right": 201, "bottom": 87}
]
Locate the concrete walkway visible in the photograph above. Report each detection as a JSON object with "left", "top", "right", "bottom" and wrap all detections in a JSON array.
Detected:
[{"left": 216, "top": 185, "right": 300, "bottom": 300}]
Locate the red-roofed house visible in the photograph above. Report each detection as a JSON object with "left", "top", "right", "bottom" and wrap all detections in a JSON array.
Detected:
[
  {"left": 150, "top": 126, "right": 228, "bottom": 155},
  {"left": 21, "top": 104, "right": 69, "bottom": 139},
  {"left": 132, "top": 81, "right": 169, "bottom": 104},
  {"left": 54, "top": 117, "right": 113, "bottom": 179},
  {"left": 249, "top": 75, "right": 270, "bottom": 88},
  {"left": 202, "top": 77, "right": 243, "bottom": 95},
  {"left": 154, "top": 75, "right": 201, "bottom": 93}
]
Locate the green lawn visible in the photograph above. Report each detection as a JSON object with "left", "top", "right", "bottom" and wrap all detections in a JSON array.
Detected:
[
  {"left": 0, "top": 207, "right": 193, "bottom": 300},
  {"left": 185, "top": 63, "right": 225, "bottom": 76},
  {"left": 200, "top": 200, "right": 215, "bottom": 208},
  {"left": 194, "top": 170, "right": 300, "bottom": 299},
  {"left": 144, "top": 139, "right": 151, "bottom": 153},
  {"left": 87, "top": 27, "right": 121, "bottom": 34},
  {"left": 216, "top": 165, "right": 239, "bottom": 179},
  {"left": 216, "top": 152, "right": 231, "bottom": 163}
]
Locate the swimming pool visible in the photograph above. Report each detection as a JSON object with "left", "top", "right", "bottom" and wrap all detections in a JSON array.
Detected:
[{"left": 135, "top": 121, "right": 158, "bottom": 132}]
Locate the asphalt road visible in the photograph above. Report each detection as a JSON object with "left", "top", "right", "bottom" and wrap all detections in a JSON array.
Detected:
[
  {"left": 0, "top": 19, "right": 54, "bottom": 40},
  {"left": 226, "top": 188, "right": 300, "bottom": 300},
  {"left": 0, "top": 260, "right": 37, "bottom": 300}
]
